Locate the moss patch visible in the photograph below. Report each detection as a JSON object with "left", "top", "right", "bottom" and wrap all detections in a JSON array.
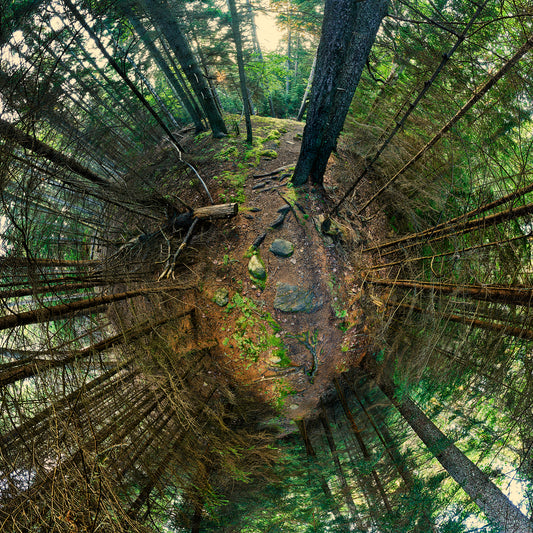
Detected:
[{"left": 222, "top": 293, "right": 285, "bottom": 368}]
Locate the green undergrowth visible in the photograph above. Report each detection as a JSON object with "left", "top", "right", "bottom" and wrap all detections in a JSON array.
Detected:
[
  {"left": 195, "top": 115, "right": 299, "bottom": 205},
  {"left": 221, "top": 293, "right": 287, "bottom": 369}
]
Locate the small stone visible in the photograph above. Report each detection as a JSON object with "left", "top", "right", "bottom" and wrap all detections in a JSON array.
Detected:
[
  {"left": 270, "top": 239, "right": 294, "bottom": 258},
  {"left": 213, "top": 287, "right": 229, "bottom": 307},
  {"left": 289, "top": 404, "right": 299, "bottom": 410},
  {"left": 274, "top": 283, "right": 323, "bottom": 313},
  {"left": 248, "top": 255, "right": 266, "bottom": 280},
  {"left": 268, "top": 356, "right": 281, "bottom": 364}
]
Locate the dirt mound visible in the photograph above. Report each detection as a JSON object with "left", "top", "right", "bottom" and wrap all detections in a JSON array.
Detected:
[{"left": 175, "top": 116, "right": 369, "bottom": 420}]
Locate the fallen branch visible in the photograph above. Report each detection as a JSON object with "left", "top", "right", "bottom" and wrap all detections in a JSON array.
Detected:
[{"left": 253, "top": 164, "right": 295, "bottom": 178}]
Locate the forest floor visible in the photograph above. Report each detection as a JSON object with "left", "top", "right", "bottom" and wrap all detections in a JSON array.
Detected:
[{"left": 141, "top": 115, "right": 388, "bottom": 422}]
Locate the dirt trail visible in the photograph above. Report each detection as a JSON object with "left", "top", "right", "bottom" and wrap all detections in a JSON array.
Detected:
[{"left": 188, "top": 120, "right": 364, "bottom": 420}]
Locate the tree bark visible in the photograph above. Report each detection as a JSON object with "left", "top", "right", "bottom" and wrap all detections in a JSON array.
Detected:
[
  {"left": 357, "top": 32, "right": 533, "bottom": 213},
  {"left": 142, "top": 0, "right": 227, "bottom": 137},
  {"left": 192, "top": 202, "right": 238, "bottom": 220},
  {"left": 246, "top": 0, "right": 275, "bottom": 116},
  {"left": 367, "top": 278, "right": 533, "bottom": 307},
  {"left": 63, "top": 0, "right": 185, "bottom": 154},
  {"left": 0, "top": 311, "right": 191, "bottom": 387},
  {"left": 387, "top": 300, "right": 533, "bottom": 340},
  {"left": 292, "top": 0, "right": 389, "bottom": 186},
  {"left": 333, "top": 378, "right": 393, "bottom": 513},
  {"left": 297, "top": 51, "right": 317, "bottom": 121},
  {"left": 296, "top": 420, "right": 344, "bottom": 523},
  {"left": 228, "top": 0, "right": 253, "bottom": 144},
  {"left": 0, "top": 284, "right": 190, "bottom": 331},
  {"left": 123, "top": 1, "right": 206, "bottom": 132},
  {"left": 365, "top": 202, "right": 533, "bottom": 255},
  {"left": 377, "top": 377, "right": 533, "bottom": 533},
  {"left": 319, "top": 405, "right": 360, "bottom": 523}
]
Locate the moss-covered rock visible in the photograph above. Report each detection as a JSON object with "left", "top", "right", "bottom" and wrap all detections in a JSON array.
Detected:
[
  {"left": 213, "top": 287, "right": 230, "bottom": 306},
  {"left": 248, "top": 254, "right": 266, "bottom": 280},
  {"left": 270, "top": 239, "right": 294, "bottom": 258},
  {"left": 274, "top": 283, "right": 323, "bottom": 313}
]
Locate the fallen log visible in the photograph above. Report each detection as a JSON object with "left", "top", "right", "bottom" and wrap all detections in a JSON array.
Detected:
[{"left": 192, "top": 202, "right": 238, "bottom": 220}]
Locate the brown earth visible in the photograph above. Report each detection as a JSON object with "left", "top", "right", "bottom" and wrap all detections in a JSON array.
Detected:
[{"left": 147, "top": 116, "right": 386, "bottom": 422}]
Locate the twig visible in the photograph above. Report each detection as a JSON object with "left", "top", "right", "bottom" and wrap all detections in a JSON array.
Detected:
[
  {"left": 159, "top": 218, "right": 199, "bottom": 280},
  {"left": 252, "top": 164, "right": 296, "bottom": 178},
  {"left": 184, "top": 161, "right": 213, "bottom": 204}
]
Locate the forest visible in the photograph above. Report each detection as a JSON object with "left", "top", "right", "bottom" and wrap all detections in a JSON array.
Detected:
[{"left": 0, "top": 0, "right": 532, "bottom": 531}]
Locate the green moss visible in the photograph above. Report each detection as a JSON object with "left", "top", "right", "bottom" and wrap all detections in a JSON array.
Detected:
[
  {"left": 273, "top": 381, "right": 297, "bottom": 411},
  {"left": 264, "top": 129, "right": 281, "bottom": 141},
  {"left": 194, "top": 131, "right": 211, "bottom": 142},
  {"left": 258, "top": 149, "right": 278, "bottom": 159},
  {"left": 223, "top": 293, "right": 285, "bottom": 365},
  {"left": 215, "top": 144, "right": 240, "bottom": 161}
]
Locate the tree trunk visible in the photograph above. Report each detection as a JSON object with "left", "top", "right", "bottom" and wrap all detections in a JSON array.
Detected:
[
  {"left": 0, "top": 284, "right": 190, "bottom": 331},
  {"left": 297, "top": 51, "right": 317, "bottom": 121},
  {"left": 352, "top": 383, "right": 414, "bottom": 489},
  {"left": 246, "top": 0, "right": 274, "bottom": 116},
  {"left": 63, "top": 0, "right": 185, "bottom": 154},
  {"left": 227, "top": 0, "right": 253, "bottom": 144},
  {"left": 318, "top": 405, "right": 360, "bottom": 524},
  {"left": 387, "top": 300, "right": 533, "bottom": 340},
  {"left": 357, "top": 32, "right": 533, "bottom": 213},
  {"left": 377, "top": 377, "right": 533, "bottom": 533},
  {"left": 292, "top": 0, "right": 389, "bottom": 186},
  {"left": 142, "top": 0, "right": 227, "bottom": 137},
  {"left": 159, "top": 36, "right": 207, "bottom": 126},
  {"left": 190, "top": 497, "right": 204, "bottom": 533},
  {"left": 295, "top": 420, "right": 344, "bottom": 523},
  {"left": 123, "top": 2, "right": 206, "bottom": 132},
  {"left": 368, "top": 278, "right": 533, "bottom": 307},
  {"left": 334, "top": 378, "right": 393, "bottom": 513},
  {"left": 0, "top": 312, "right": 191, "bottom": 387},
  {"left": 365, "top": 201, "right": 533, "bottom": 255},
  {"left": 285, "top": 18, "right": 291, "bottom": 97},
  {"left": 111, "top": 31, "right": 181, "bottom": 130}
]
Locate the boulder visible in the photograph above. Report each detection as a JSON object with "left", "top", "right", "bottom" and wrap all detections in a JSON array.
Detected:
[
  {"left": 270, "top": 239, "right": 294, "bottom": 258},
  {"left": 248, "top": 254, "right": 266, "bottom": 280},
  {"left": 213, "top": 287, "right": 229, "bottom": 307},
  {"left": 274, "top": 283, "right": 323, "bottom": 313}
]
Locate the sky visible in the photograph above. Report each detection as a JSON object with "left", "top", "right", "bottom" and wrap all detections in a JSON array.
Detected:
[{"left": 254, "top": 11, "right": 282, "bottom": 52}]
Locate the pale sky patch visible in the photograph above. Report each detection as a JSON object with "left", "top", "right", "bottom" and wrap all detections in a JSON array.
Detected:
[{"left": 255, "top": 11, "right": 281, "bottom": 53}]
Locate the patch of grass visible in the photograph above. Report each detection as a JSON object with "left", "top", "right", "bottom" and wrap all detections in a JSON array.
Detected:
[
  {"left": 273, "top": 380, "right": 297, "bottom": 410},
  {"left": 194, "top": 131, "right": 211, "bottom": 143},
  {"left": 223, "top": 293, "right": 286, "bottom": 365},
  {"left": 214, "top": 145, "right": 240, "bottom": 162},
  {"left": 258, "top": 149, "right": 278, "bottom": 159},
  {"left": 214, "top": 168, "right": 249, "bottom": 204}
]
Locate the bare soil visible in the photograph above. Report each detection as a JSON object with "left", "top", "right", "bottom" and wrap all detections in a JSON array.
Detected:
[{"left": 160, "top": 116, "right": 384, "bottom": 421}]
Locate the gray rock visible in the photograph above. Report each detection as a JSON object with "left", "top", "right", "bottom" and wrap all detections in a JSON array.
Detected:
[
  {"left": 248, "top": 255, "right": 266, "bottom": 280},
  {"left": 270, "top": 239, "right": 294, "bottom": 258},
  {"left": 213, "top": 287, "right": 229, "bottom": 306},
  {"left": 274, "top": 283, "right": 323, "bottom": 313}
]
